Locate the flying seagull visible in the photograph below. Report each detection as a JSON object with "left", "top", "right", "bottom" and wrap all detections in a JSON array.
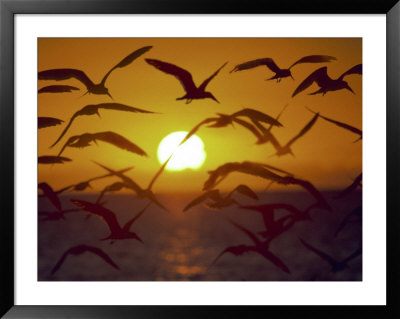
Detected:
[
  {"left": 51, "top": 103, "right": 157, "bottom": 147},
  {"left": 231, "top": 55, "right": 336, "bottom": 82},
  {"left": 292, "top": 64, "right": 362, "bottom": 97},
  {"left": 50, "top": 244, "right": 120, "bottom": 275},
  {"left": 38, "top": 46, "right": 152, "bottom": 98},
  {"left": 146, "top": 58, "right": 227, "bottom": 103},
  {"left": 57, "top": 131, "right": 148, "bottom": 157}
]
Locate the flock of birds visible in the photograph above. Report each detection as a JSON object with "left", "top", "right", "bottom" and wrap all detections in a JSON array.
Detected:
[{"left": 38, "top": 45, "right": 362, "bottom": 279}]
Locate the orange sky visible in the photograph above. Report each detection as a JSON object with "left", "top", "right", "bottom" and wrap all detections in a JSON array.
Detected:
[{"left": 38, "top": 38, "right": 362, "bottom": 193}]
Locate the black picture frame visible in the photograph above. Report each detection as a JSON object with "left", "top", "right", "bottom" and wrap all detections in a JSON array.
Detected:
[{"left": 1, "top": 0, "right": 399, "bottom": 318}]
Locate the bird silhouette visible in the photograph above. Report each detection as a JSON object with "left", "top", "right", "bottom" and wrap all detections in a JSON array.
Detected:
[
  {"left": 209, "top": 218, "right": 291, "bottom": 273},
  {"left": 38, "top": 46, "right": 152, "bottom": 98},
  {"left": 231, "top": 55, "right": 336, "bottom": 82},
  {"left": 38, "top": 155, "right": 71, "bottom": 164},
  {"left": 334, "top": 206, "right": 362, "bottom": 237},
  {"left": 95, "top": 181, "right": 127, "bottom": 205},
  {"left": 299, "top": 238, "right": 362, "bottom": 272},
  {"left": 334, "top": 173, "right": 362, "bottom": 199},
  {"left": 50, "top": 244, "right": 120, "bottom": 275},
  {"left": 70, "top": 199, "right": 148, "bottom": 242},
  {"left": 57, "top": 131, "right": 148, "bottom": 157},
  {"left": 93, "top": 155, "right": 172, "bottom": 211},
  {"left": 50, "top": 103, "right": 157, "bottom": 147},
  {"left": 38, "top": 85, "right": 79, "bottom": 94},
  {"left": 262, "top": 112, "right": 319, "bottom": 157},
  {"left": 180, "top": 108, "right": 283, "bottom": 146},
  {"left": 38, "top": 117, "right": 64, "bottom": 129},
  {"left": 38, "top": 182, "right": 62, "bottom": 212},
  {"left": 240, "top": 203, "right": 313, "bottom": 242},
  {"left": 203, "top": 161, "right": 330, "bottom": 211},
  {"left": 146, "top": 59, "right": 227, "bottom": 103},
  {"left": 183, "top": 184, "right": 258, "bottom": 212},
  {"left": 292, "top": 64, "right": 362, "bottom": 97},
  {"left": 306, "top": 107, "right": 362, "bottom": 141}
]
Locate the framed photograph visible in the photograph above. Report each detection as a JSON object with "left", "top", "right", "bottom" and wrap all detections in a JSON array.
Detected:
[{"left": 1, "top": 0, "right": 399, "bottom": 318}]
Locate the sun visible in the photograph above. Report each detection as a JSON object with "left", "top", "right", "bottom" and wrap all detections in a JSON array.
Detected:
[{"left": 157, "top": 131, "right": 206, "bottom": 171}]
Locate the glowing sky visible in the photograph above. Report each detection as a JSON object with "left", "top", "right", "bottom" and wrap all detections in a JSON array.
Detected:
[{"left": 38, "top": 38, "right": 362, "bottom": 193}]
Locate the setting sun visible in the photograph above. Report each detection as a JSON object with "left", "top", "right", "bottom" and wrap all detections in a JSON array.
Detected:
[{"left": 157, "top": 131, "right": 206, "bottom": 171}]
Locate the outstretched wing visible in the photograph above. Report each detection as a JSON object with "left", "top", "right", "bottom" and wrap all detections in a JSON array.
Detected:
[
  {"left": 292, "top": 67, "right": 331, "bottom": 97},
  {"left": 51, "top": 112, "right": 83, "bottom": 148},
  {"left": 38, "top": 156, "right": 71, "bottom": 164},
  {"left": 199, "top": 62, "right": 227, "bottom": 91},
  {"left": 256, "top": 247, "right": 291, "bottom": 273},
  {"left": 147, "top": 155, "right": 172, "bottom": 191},
  {"left": 70, "top": 199, "right": 121, "bottom": 233},
  {"left": 232, "top": 108, "right": 283, "bottom": 127},
  {"left": 50, "top": 249, "right": 71, "bottom": 275},
  {"left": 338, "top": 64, "right": 362, "bottom": 80},
  {"left": 285, "top": 113, "right": 319, "bottom": 149},
  {"left": 38, "top": 85, "right": 79, "bottom": 94},
  {"left": 232, "top": 118, "right": 265, "bottom": 144},
  {"left": 183, "top": 190, "right": 220, "bottom": 212},
  {"left": 299, "top": 238, "right": 337, "bottom": 267},
  {"left": 334, "top": 173, "right": 362, "bottom": 199},
  {"left": 38, "top": 68, "right": 95, "bottom": 89},
  {"left": 101, "top": 46, "right": 153, "bottom": 84},
  {"left": 57, "top": 135, "right": 81, "bottom": 157},
  {"left": 231, "top": 184, "right": 259, "bottom": 200},
  {"left": 145, "top": 59, "right": 197, "bottom": 93},
  {"left": 179, "top": 118, "right": 217, "bottom": 146},
  {"left": 97, "top": 103, "right": 156, "bottom": 114},
  {"left": 122, "top": 202, "right": 152, "bottom": 233},
  {"left": 93, "top": 131, "right": 148, "bottom": 156},
  {"left": 38, "top": 182, "right": 62, "bottom": 212},
  {"left": 230, "top": 58, "right": 281, "bottom": 73},
  {"left": 85, "top": 246, "right": 120, "bottom": 270},
  {"left": 334, "top": 206, "right": 362, "bottom": 237},
  {"left": 227, "top": 217, "right": 260, "bottom": 245},
  {"left": 288, "top": 55, "right": 336, "bottom": 69},
  {"left": 38, "top": 117, "right": 64, "bottom": 129}
]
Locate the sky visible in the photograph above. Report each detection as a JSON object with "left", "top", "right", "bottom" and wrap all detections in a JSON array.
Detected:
[{"left": 38, "top": 38, "right": 362, "bottom": 193}]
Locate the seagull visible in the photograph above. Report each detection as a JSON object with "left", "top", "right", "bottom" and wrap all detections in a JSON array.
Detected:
[
  {"left": 334, "top": 173, "right": 362, "bottom": 199},
  {"left": 38, "top": 85, "right": 79, "bottom": 94},
  {"left": 292, "top": 64, "right": 362, "bottom": 97},
  {"left": 334, "top": 206, "right": 362, "bottom": 237},
  {"left": 38, "top": 117, "right": 64, "bottom": 129},
  {"left": 51, "top": 103, "right": 157, "bottom": 147},
  {"left": 70, "top": 199, "right": 149, "bottom": 242},
  {"left": 146, "top": 58, "right": 227, "bottom": 103},
  {"left": 57, "top": 131, "right": 148, "bottom": 157},
  {"left": 306, "top": 107, "right": 362, "bottom": 141},
  {"left": 183, "top": 184, "right": 258, "bottom": 212},
  {"left": 299, "top": 238, "right": 362, "bottom": 272},
  {"left": 38, "top": 155, "right": 71, "bottom": 164},
  {"left": 231, "top": 55, "right": 336, "bottom": 82},
  {"left": 202, "top": 161, "right": 331, "bottom": 211},
  {"left": 38, "top": 46, "right": 152, "bottom": 98},
  {"left": 50, "top": 244, "right": 120, "bottom": 275},
  {"left": 209, "top": 218, "right": 291, "bottom": 274},
  {"left": 38, "top": 182, "right": 62, "bottom": 212},
  {"left": 240, "top": 203, "right": 313, "bottom": 242},
  {"left": 93, "top": 155, "right": 172, "bottom": 211},
  {"left": 179, "top": 108, "right": 283, "bottom": 146},
  {"left": 262, "top": 112, "right": 319, "bottom": 157}
]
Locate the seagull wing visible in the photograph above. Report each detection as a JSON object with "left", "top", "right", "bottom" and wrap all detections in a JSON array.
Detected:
[
  {"left": 38, "top": 85, "right": 79, "bottom": 94},
  {"left": 232, "top": 118, "right": 264, "bottom": 143},
  {"left": 97, "top": 103, "right": 156, "bottom": 114},
  {"left": 285, "top": 113, "right": 319, "bottom": 148},
  {"left": 38, "top": 117, "right": 64, "bottom": 129},
  {"left": 232, "top": 108, "right": 283, "bottom": 127},
  {"left": 70, "top": 199, "right": 122, "bottom": 234},
  {"left": 38, "top": 156, "right": 71, "bottom": 164},
  {"left": 147, "top": 155, "right": 172, "bottom": 191},
  {"left": 231, "top": 184, "right": 259, "bottom": 200},
  {"left": 38, "top": 182, "right": 62, "bottom": 211},
  {"left": 50, "top": 110, "right": 83, "bottom": 148},
  {"left": 299, "top": 238, "right": 337, "bottom": 267},
  {"left": 180, "top": 118, "right": 218, "bottom": 146},
  {"left": 199, "top": 62, "right": 227, "bottom": 91},
  {"left": 84, "top": 245, "right": 120, "bottom": 270},
  {"left": 334, "top": 173, "right": 362, "bottom": 199},
  {"left": 334, "top": 206, "right": 362, "bottom": 237},
  {"left": 145, "top": 59, "right": 197, "bottom": 93},
  {"left": 38, "top": 68, "right": 95, "bottom": 90},
  {"left": 257, "top": 246, "right": 291, "bottom": 273},
  {"left": 292, "top": 67, "right": 331, "bottom": 97},
  {"left": 227, "top": 217, "right": 260, "bottom": 245},
  {"left": 288, "top": 55, "right": 337, "bottom": 69},
  {"left": 183, "top": 190, "right": 220, "bottom": 212},
  {"left": 122, "top": 202, "right": 152, "bottom": 232},
  {"left": 338, "top": 64, "right": 362, "bottom": 80},
  {"left": 50, "top": 248, "right": 72, "bottom": 275},
  {"left": 101, "top": 46, "right": 153, "bottom": 84},
  {"left": 92, "top": 131, "right": 148, "bottom": 156},
  {"left": 230, "top": 58, "right": 281, "bottom": 73},
  {"left": 342, "top": 246, "right": 362, "bottom": 264},
  {"left": 57, "top": 135, "right": 81, "bottom": 157}
]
